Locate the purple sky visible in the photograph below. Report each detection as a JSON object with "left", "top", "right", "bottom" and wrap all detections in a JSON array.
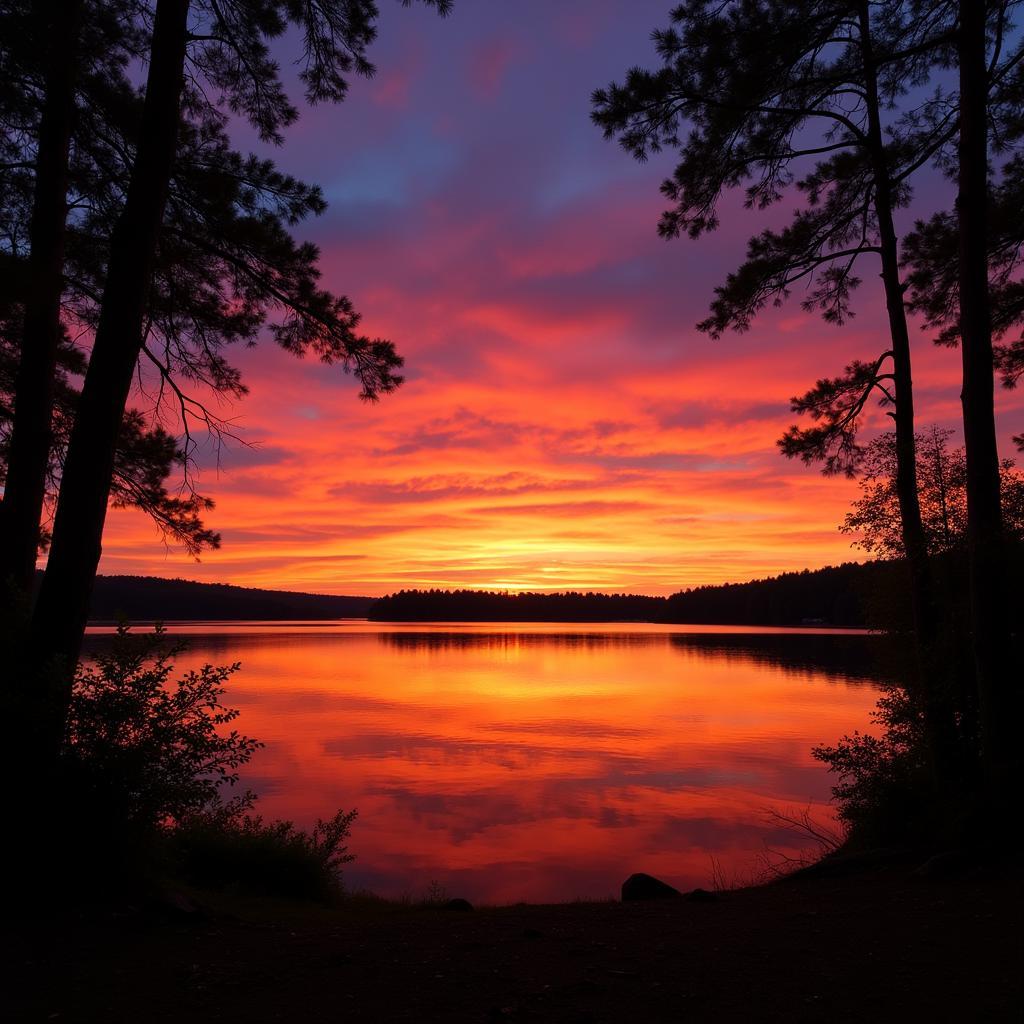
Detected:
[{"left": 98, "top": 1, "right": 1024, "bottom": 595}]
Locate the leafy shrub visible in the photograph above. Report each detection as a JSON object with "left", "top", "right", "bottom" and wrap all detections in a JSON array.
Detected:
[
  {"left": 63, "top": 625, "right": 357, "bottom": 899},
  {"left": 812, "top": 665, "right": 985, "bottom": 848},
  {"left": 169, "top": 806, "right": 357, "bottom": 902},
  {"left": 62, "top": 624, "right": 260, "bottom": 856},
  {"left": 841, "top": 428, "right": 1024, "bottom": 558},
  {"left": 813, "top": 687, "right": 930, "bottom": 846}
]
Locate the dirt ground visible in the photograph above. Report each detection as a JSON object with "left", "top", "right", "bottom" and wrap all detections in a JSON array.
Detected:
[{"left": 8, "top": 860, "right": 1021, "bottom": 1023}]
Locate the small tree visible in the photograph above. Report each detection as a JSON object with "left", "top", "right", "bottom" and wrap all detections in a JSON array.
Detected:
[
  {"left": 171, "top": 806, "right": 357, "bottom": 901},
  {"left": 813, "top": 683, "right": 932, "bottom": 846},
  {"left": 820, "top": 423, "right": 1024, "bottom": 842},
  {"left": 841, "top": 427, "right": 1024, "bottom": 558}
]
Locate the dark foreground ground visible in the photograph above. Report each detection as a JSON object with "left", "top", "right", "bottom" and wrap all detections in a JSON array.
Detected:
[{"left": 8, "top": 860, "right": 1021, "bottom": 1023}]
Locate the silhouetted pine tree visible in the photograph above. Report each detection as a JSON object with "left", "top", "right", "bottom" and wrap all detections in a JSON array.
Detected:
[
  {"left": 0, "top": 0, "right": 96, "bottom": 602},
  {"left": 952, "top": 0, "right": 1017, "bottom": 783},
  {"left": 0, "top": 322, "right": 220, "bottom": 555},
  {"left": 592, "top": 0, "right": 963, "bottom": 781},
  {"left": 1, "top": 0, "right": 453, "bottom": 786},
  {"left": 904, "top": 159, "right": 1024, "bottom": 423},
  {"left": 901, "top": 0, "right": 1024, "bottom": 786}
]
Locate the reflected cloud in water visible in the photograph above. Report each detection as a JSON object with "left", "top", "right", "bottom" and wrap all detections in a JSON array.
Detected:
[{"left": 83, "top": 622, "right": 885, "bottom": 903}]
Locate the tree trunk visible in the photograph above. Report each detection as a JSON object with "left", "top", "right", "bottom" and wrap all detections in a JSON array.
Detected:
[
  {"left": 0, "top": 0, "right": 82, "bottom": 604},
  {"left": 858, "top": 2, "right": 959, "bottom": 785},
  {"left": 957, "top": 0, "right": 1017, "bottom": 783},
  {"left": 28, "top": 0, "right": 190, "bottom": 760}
]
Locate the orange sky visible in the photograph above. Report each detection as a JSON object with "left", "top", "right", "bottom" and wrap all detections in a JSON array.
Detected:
[{"left": 89, "top": 1, "right": 1024, "bottom": 597}]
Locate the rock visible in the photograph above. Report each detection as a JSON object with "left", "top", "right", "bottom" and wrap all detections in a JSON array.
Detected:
[
  {"left": 914, "top": 851, "right": 969, "bottom": 879},
  {"left": 442, "top": 897, "right": 473, "bottom": 911},
  {"left": 685, "top": 887, "right": 719, "bottom": 903},
  {"left": 621, "top": 873, "right": 682, "bottom": 901},
  {"left": 147, "top": 887, "right": 206, "bottom": 921}
]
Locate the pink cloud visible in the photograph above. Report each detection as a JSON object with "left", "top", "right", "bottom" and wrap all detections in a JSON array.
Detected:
[
  {"left": 468, "top": 38, "right": 521, "bottom": 99},
  {"left": 85, "top": 0, "right": 1024, "bottom": 597}
]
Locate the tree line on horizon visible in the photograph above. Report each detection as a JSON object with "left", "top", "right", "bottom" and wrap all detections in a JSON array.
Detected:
[
  {"left": 368, "top": 565, "right": 883, "bottom": 626},
  {"left": 369, "top": 571, "right": 874, "bottom": 626},
  {"left": 367, "top": 558, "right": 1023, "bottom": 630},
  {"left": 46, "top": 566, "right": 879, "bottom": 626},
  {"left": 78, "top": 574, "right": 376, "bottom": 622},
  {"left": 74, "top": 420, "right": 1024, "bottom": 627}
]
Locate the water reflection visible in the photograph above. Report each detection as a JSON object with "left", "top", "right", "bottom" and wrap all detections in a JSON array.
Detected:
[
  {"left": 667, "top": 632, "right": 891, "bottom": 682},
  {"left": 83, "top": 622, "right": 884, "bottom": 903}
]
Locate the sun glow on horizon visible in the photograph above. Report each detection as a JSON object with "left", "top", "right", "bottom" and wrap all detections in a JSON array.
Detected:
[{"left": 85, "top": 0, "right": 1024, "bottom": 596}]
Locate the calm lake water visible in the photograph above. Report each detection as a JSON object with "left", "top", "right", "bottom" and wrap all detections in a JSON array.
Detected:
[{"left": 83, "top": 621, "right": 887, "bottom": 904}]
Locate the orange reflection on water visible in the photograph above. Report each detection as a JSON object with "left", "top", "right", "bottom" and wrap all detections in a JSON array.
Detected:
[{"left": 86, "top": 622, "right": 884, "bottom": 903}]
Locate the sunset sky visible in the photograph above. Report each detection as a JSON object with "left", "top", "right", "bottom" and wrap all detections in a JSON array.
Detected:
[{"left": 95, "top": 0, "right": 1024, "bottom": 596}]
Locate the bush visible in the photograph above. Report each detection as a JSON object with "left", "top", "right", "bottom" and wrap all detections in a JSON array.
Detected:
[
  {"left": 813, "top": 669, "right": 976, "bottom": 849},
  {"left": 813, "top": 694, "right": 930, "bottom": 846},
  {"left": 62, "top": 625, "right": 357, "bottom": 899},
  {"left": 62, "top": 625, "right": 260, "bottom": 858},
  {"left": 169, "top": 806, "right": 357, "bottom": 902}
]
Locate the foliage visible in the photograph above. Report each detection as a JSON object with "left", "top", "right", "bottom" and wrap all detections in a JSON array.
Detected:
[
  {"left": 1, "top": 1, "right": 454, "bottom": 560},
  {"left": 777, "top": 356, "right": 895, "bottom": 477},
  {"left": 841, "top": 427, "right": 1024, "bottom": 558},
  {"left": 0, "top": 294, "right": 221, "bottom": 556},
  {"left": 169, "top": 806, "right": 357, "bottom": 902},
  {"left": 592, "top": 1, "right": 1024, "bottom": 477},
  {"left": 813, "top": 682, "right": 934, "bottom": 846},
  {"left": 819, "top": 427, "right": 1024, "bottom": 846},
  {"left": 901, "top": 49, "right": 1024, "bottom": 455},
  {"left": 664, "top": 560, "right": 887, "bottom": 629},
  {"left": 62, "top": 624, "right": 260, "bottom": 842},
  {"left": 61, "top": 624, "right": 358, "bottom": 899},
  {"left": 593, "top": 2, "right": 952, "bottom": 250},
  {"left": 590, "top": 1, "right": 964, "bottom": 472}
]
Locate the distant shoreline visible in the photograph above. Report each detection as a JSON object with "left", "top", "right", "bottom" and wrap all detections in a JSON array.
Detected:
[
  {"left": 68, "top": 574, "right": 375, "bottom": 622},
  {"left": 66, "top": 561, "right": 901, "bottom": 628},
  {"left": 83, "top": 614, "right": 872, "bottom": 630}
]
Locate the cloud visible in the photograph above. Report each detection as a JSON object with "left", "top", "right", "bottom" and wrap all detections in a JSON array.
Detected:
[
  {"left": 467, "top": 37, "right": 521, "bottom": 99},
  {"left": 94, "top": 0, "right": 1024, "bottom": 596}
]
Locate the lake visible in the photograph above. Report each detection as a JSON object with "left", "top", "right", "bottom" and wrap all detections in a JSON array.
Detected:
[{"left": 83, "top": 621, "right": 887, "bottom": 904}]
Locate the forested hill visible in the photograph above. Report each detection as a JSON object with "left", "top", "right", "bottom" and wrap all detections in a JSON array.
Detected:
[
  {"left": 78, "top": 575, "right": 375, "bottom": 621},
  {"left": 662, "top": 561, "right": 898, "bottom": 627},
  {"left": 369, "top": 563, "right": 892, "bottom": 626},
  {"left": 74, "top": 561, "right": 902, "bottom": 624}
]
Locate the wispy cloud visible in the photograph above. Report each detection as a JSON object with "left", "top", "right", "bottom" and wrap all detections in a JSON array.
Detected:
[{"left": 93, "top": 0, "right": 1024, "bottom": 595}]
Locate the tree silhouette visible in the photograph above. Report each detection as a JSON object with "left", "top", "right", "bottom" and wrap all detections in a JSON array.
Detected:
[
  {"left": 891, "top": 1, "right": 1024, "bottom": 782},
  {"left": 841, "top": 427, "right": 1024, "bottom": 558},
  {"left": 0, "top": 323, "right": 220, "bottom": 556},
  {"left": 2, "top": 0, "right": 453, "bottom": 786},
  {"left": 904, "top": 159, "right": 1024, "bottom": 404},
  {"left": 955, "top": 0, "right": 1015, "bottom": 784},
  {"left": 0, "top": 0, "right": 85, "bottom": 600},
  {"left": 592, "top": 0, "right": 964, "bottom": 780},
  {"left": 2, "top": 71, "right": 399, "bottom": 560}
]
